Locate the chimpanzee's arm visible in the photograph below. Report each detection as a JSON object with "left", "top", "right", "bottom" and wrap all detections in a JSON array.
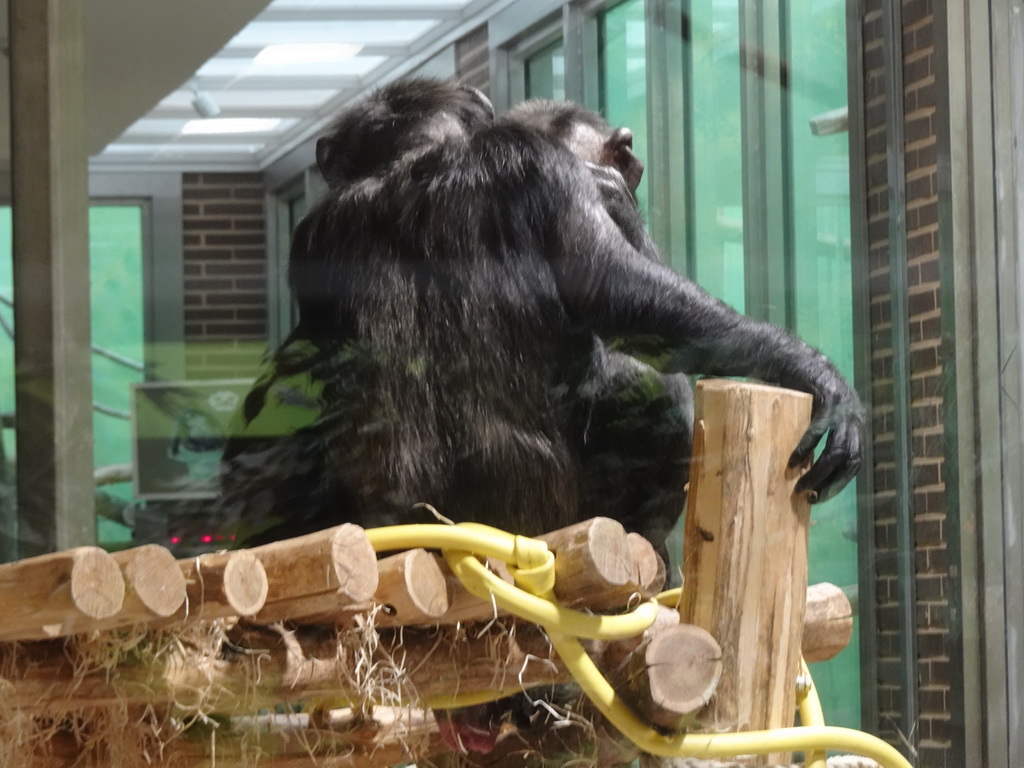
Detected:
[{"left": 553, "top": 192, "right": 863, "bottom": 503}]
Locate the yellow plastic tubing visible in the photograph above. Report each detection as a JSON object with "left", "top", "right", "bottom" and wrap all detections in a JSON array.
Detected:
[
  {"left": 365, "top": 523, "right": 913, "bottom": 768},
  {"left": 367, "top": 523, "right": 660, "bottom": 639}
]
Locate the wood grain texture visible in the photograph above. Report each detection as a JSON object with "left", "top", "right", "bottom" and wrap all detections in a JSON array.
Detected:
[{"left": 679, "top": 380, "right": 812, "bottom": 765}]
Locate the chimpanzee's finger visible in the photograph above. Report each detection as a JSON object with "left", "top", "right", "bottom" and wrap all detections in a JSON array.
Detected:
[
  {"left": 789, "top": 414, "right": 830, "bottom": 467},
  {"left": 795, "top": 422, "right": 862, "bottom": 502}
]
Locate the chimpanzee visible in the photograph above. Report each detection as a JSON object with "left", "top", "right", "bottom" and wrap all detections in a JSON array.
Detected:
[
  {"left": 219, "top": 78, "right": 861, "bottom": 556},
  {"left": 216, "top": 78, "right": 862, "bottom": 761}
]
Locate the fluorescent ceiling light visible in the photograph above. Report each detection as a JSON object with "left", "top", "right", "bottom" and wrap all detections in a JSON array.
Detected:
[
  {"left": 181, "top": 118, "right": 282, "bottom": 135},
  {"left": 254, "top": 43, "right": 363, "bottom": 65}
]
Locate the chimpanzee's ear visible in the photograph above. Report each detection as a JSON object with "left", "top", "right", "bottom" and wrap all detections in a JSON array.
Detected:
[
  {"left": 460, "top": 84, "right": 495, "bottom": 120},
  {"left": 601, "top": 127, "right": 644, "bottom": 195}
]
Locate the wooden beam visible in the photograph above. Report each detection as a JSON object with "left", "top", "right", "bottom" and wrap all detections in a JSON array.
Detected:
[
  {"left": 9, "top": 0, "right": 94, "bottom": 556},
  {"left": 679, "top": 379, "right": 813, "bottom": 765}
]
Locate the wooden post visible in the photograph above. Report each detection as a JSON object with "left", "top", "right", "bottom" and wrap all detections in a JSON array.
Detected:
[
  {"left": 251, "top": 524, "right": 379, "bottom": 624},
  {"left": 0, "top": 546, "right": 124, "bottom": 640},
  {"left": 9, "top": 0, "right": 94, "bottom": 556},
  {"left": 678, "top": 380, "right": 812, "bottom": 765}
]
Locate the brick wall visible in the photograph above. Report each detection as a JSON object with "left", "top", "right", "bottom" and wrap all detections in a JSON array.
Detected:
[
  {"left": 859, "top": 0, "right": 951, "bottom": 764},
  {"left": 901, "top": 3, "right": 950, "bottom": 763},
  {"left": 860, "top": 0, "right": 899, "bottom": 740},
  {"left": 455, "top": 24, "right": 490, "bottom": 97},
  {"left": 181, "top": 172, "right": 269, "bottom": 380}
]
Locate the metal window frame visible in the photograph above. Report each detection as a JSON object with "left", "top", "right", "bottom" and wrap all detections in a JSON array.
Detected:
[
  {"left": 507, "top": 21, "right": 567, "bottom": 104},
  {"left": 935, "top": 0, "right": 1017, "bottom": 764},
  {"left": 643, "top": 0, "right": 692, "bottom": 274},
  {"left": 265, "top": 168, "right": 328, "bottom": 348},
  {"left": 995, "top": 2, "right": 1024, "bottom": 762},
  {"left": 488, "top": 0, "right": 568, "bottom": 110},
  {"left": 738, "top": 0, "right": 792, "bottom": 328},
  {"left": 844, "top": 0, "right": 880, "bottom": 740}
]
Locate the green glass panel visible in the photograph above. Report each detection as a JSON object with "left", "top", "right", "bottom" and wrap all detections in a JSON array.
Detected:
[
  {"left": 598, "top": 0, "right": 649, "bottom": 213},
  {"left": 90, "top": 205, "right": 145, "bottom": 546},
  {"left": 786, "top": 0, "right": 860, "bottom": 729},
  {"left": 0, "top": 205, "right": 145, "bottom": 548},
  {"left": 525, "top": 40, "right": 566, "bottom": 100},
  {"left": 689, "top": 0, "right": 744, "bottom": 312}
]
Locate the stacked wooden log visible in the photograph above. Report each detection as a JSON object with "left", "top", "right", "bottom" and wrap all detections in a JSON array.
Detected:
[{"left": 0, "top": 381, "right": 857, "bottom": 767}]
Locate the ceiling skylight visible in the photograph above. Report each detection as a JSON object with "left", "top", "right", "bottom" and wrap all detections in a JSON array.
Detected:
[
  {"left": 181, "top": 118, "right": 284, "bottom": 135},
  {"left": 227, "top": 20, "right": 438, "bottom": 48},
  {"left": 196, "top": 55, "right": 386, "bottom": 79},
  {"left": 270, "top": 0, "right": 473, "bottom": 7},
  {"left": 96, "top": 0, "right": 512, "bottom": 169},
  {"left": 253, "top": 43, "right": 364, "bottom": 65}
]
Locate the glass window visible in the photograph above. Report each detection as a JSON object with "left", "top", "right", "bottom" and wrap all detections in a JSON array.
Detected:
[
  {"left": 525, "top": 39, "right": 566, "bottom": 100},
  {"left": 2, "top": 2, "right": 990, "bottom": 762},
  {"left": 785, "top": 0, "right": 859, "bottom": 729},
  {"left": 600, "top": 0, "right": 860, "bottom": 728},
  {"left": 598, "top": 0, "right": 650, "bottom": 212},
  {"left": 0, "top": 204, "right": 146, "bottom": 550},
  {"left": 687, "top": 0, "right": 745, "bottom": 311}
]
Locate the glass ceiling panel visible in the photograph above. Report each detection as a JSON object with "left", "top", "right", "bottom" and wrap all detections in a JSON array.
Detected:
[
  {"left": 98, "top": 143, "right": 267, "bottom": 156},
  {"left": 197, "top": 55, "right": 388, "bottom": 78},
  {"left": 227, "top": 20, "right": 438, "bottom": 47},
  {"left": 157, "top": 90, "right": 340, "bottom": 109},
  {"left": 270, "top": 0, "right": 473, "bottom": 7},
  {"left": 122, "top": 119, "right": 192, "bottom": 136}
]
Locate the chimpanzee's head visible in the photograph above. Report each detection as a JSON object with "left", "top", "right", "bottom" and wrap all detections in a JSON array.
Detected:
[
  {"left": 316, "top": 78, "right": 495, "bottom": 188},
  {"left": 503, "top": 99, "right": 644, "bottom": 195}
]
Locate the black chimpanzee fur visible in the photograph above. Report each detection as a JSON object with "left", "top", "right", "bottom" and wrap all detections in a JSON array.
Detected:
[{"left": 218, "top": 78, "right": 863, "bottom": 566}]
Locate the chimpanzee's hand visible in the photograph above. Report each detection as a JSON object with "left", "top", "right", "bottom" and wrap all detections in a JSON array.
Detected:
[{"left": 789, "top": 377, "right": 864, "bottom": 504}]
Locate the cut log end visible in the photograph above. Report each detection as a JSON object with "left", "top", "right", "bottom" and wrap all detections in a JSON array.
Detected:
[
  {"left": 397, "top": 548, "right": 449, "bottom": 619},
  {"left": 539, "top": 517, "right": 635, "bottom": 605},
  {"left": 331, "top": 523, "right": 379, "bottom": 601},
  {"left": 372, "top": 548, "right": 450, "bottom": 626},
  {"left": 70, "top": 547, "right": 125, "bottom": 620},
  {"left": 626, "top": 533, "right": 667, "bottom": 597},
  {"left": 585, "top": 517, "right": 635, "bottom": 586},
  {"left": 118, "top": 544, "right": 187, "bottom": 618},
  {"left": 223, "top": 550, "right": 270, "bottom": 617},
  {"left": 803, "top": 582, "right": 854, "bottom": 663},
  {"left": 643, "top": 624, "right": 722, "bottom": 730}
]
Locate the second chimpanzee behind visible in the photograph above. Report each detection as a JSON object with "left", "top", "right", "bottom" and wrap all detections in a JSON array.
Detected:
[{"left": 219, "top": 78, "right": 862, "bottom": 559}]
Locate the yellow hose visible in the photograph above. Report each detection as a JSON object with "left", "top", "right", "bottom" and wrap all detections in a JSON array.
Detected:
[
  {"left": 444, "top": 548, "right": 661, "bottom": 639},
  {"left": 362, "top": 522, "right": 913, "bottom": 768},
  {"left": 368, "top": 523, "right": 661, "bottom": 640},
  {"left": 798, "top": 658, "right": 828, "bottom": 768}
]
